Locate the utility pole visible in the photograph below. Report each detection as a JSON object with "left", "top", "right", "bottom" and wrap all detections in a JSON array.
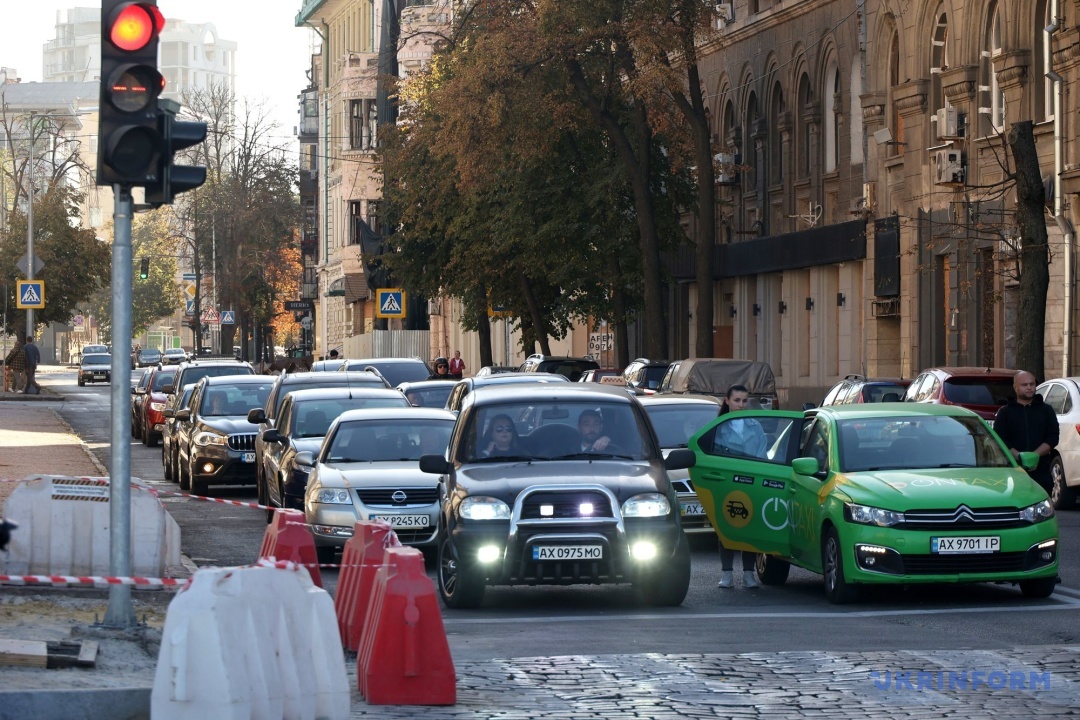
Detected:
[{"left": 26, "top": 112, "right": 35, "bottom": 336}]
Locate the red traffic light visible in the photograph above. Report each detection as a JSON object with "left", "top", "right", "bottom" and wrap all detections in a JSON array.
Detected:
[{"left": 108, "top": 3, "right": 165, "bottom": 52}]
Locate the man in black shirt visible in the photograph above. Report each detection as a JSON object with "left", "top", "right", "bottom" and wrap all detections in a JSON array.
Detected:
[{"left": 993, "top": 371, "right": 1059, "bottom": 493}]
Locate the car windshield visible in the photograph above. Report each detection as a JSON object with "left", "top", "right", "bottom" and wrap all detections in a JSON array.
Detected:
[
  {"left": 202, "top": 383, "right": 273, "bottom": 417},
  {"left": 639, "top": 366, "right": 669, "bottom": 390},
  {"left": 324, "top": 418, "right": 454, "bottom": 462},
  {"left": 164, "top": 349, "right": 186, "bottom": 356},
  {"left": 837, "top": 415, "right": 1013, "bottom": 472},
  {"left": 151, "top": 369, "right": 178, "bottom": 391},
  {"left": 403, "top": 385, "right": 454, "bottom": 408},
  {"left": 459, "top": 401, "right": 652, "bottom": 463},
  {"left": 82, "top": 354, "right": 110, "bottom": 365},
  {"left": 942, "top": 378, "right": 1015, "bottom": 406},
  {"left": 864, "top": 383, "right": 908, "bottom": 402},
  {"left": 643, "top": 405, "right": 722, "bottom": 448},
  {"left": 293, "top": 397, "right": 410, "bottom": 438}
]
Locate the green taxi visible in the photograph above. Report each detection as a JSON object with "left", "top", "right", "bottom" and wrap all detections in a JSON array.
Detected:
[{"left": 688, "top": 403, "right": 1059, "bottom": 603}]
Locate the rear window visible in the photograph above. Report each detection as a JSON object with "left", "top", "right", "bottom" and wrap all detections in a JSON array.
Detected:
[
  {"left": 179, "top": 365, "right": 254, "bottom": 388},
  {"left": 342, "top": 361, "right": 429, "bottom": 385},
  {"left": 865, "top": 384, "right": 908, "bottom": 402},
  {"left": 942, "top": 378, "right": 1015, "bottom": 406},
  {"left": 151, "top": 369, "right": 178, "bottom": 391},
  {"left": 639, "top": 366, "right": 669, "bottom": 390},
  {"left": 275, "top": 376, "right": 387, "bottom": 415}
]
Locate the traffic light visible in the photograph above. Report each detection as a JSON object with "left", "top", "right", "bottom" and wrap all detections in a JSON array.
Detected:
[
  {"left": 139, "top": 257, "right": 149, "bottom": 279},
  {"left": 97, "top": 1, "right": 166, "bottom": 186},
  {"left": 145, "top": 99, "right": 207, "bottom": 207}
]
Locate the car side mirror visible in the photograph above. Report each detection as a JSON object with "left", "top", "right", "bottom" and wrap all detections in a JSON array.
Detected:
[
  {"left": 792, "top": 456, "right": 821, "bottom": 477},
  {"left": 801, "top": 402, "right": 816, "bottom": 411},
  {"left": 247, "top": 408, "right": 267, "bottom": 424},
  {"left": 162, "top": 384, "right": 175, "bottom": 394},
  {"left": 419, "top": 454, "right": 451, "bottom": 474},
  {"left": 163, "top": 409, "right": 175, "bottom": 418},
  {"left": 664, "top": 448, "right": 696, "bottom": 471},
  {"left": 294, "top": 451, "right": 315, "bottom": 467},
  {"left": 263, "top": 428, "right": 284, "bottom": 443},
  {"left": 130, "top": 386, "right": 137, "bottom": 395},
  {"left": 175, "top": 409, "right": 191, "bottom": 422},
  {"left": 1018, "top": 451, "right": 1040, "bottom": 472}
]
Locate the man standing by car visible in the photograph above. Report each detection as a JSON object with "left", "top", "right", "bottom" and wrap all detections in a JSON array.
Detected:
[
  {"left": 23, "top": 336, "right": 41, "bottom": 394},
  {"left": 994, "top": 370, "right": 1058, "bottom": 493}
]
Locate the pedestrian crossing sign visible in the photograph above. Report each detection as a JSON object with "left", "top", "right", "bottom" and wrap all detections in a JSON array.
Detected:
[
  {"left": 376, "top": 289, "right": 406, "bottom": 319},
  {"left": 16, "top": 280, "right": 44, "bottom": 309}
]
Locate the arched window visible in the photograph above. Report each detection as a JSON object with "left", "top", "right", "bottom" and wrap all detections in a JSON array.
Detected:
[
  {"left": 769, "top": 82, "right": 784, "bottom": 184},
  {"left": 823, "top": 57, "right": 838, "bottom": 172},
  {"left": 930, "top": 9, "right": 950, "bottom": 115},
  {"left": 849, "top": 57, "right": 863, "bottom": 164},
  {"left": 981, "top": 2, "right": 1005, "bottom": 134},
  {"left": 745, "top": 92, "right": 759, "bottom": 194},
  {"left": 888, "top": 29, "right": 904, "bottom": 157},
  {"left": 1035, "top": 0, "right": 1054, "bottom": 121},
  {"left": 796, "top": 73, "right": 811, "bottom": 178}
]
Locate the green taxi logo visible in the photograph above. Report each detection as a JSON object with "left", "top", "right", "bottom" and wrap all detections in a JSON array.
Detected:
[{"left": 722, "top": 490, "right": 753, "bottom": 529}]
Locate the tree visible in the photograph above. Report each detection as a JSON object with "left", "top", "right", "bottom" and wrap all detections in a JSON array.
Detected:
[{"left": 1008, "top": 121, "right": 1049, "bottom": 382}]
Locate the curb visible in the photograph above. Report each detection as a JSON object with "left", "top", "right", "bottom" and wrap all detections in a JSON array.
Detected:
[{"left": 0, "top": 687, "right": 150, "bottom": 720}]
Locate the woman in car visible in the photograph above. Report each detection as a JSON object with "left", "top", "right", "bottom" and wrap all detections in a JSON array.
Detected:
[{"left": 480, "top": 414, "right": 524, "bottom": 458}]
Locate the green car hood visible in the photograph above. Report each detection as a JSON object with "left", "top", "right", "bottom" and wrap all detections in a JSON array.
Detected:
[{"left": 833, "top": 467, "right": 1048, "bottom": 511}]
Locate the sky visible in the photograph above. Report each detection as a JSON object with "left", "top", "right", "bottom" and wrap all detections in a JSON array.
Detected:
[{"left": 0, "top": 0, "right": 318, "bottom": 145}]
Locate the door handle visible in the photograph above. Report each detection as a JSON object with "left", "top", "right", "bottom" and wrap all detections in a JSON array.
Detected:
[{"left": 699, "top": 472, "right": 727, "bottom": 481}]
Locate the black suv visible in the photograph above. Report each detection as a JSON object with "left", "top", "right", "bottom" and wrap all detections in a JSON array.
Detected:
[
  {"left": 419, "top": 384, "right": 695, "bottom": 609},
  {"left": 518, "top": 354, "right": 600, "bottom": 381},
  {"left": 622, "top": 358, "right": 671, "bottom": 395},
  {"left": 339, "top": 357, "right": 431, "bottom": 385},
  {"left": 163, "top": 358, "right": 255, "bottom": 400}
]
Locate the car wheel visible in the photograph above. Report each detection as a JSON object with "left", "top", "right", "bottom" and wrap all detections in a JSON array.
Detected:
[
  {"left": 1049, "top": 456, "right": 1077, "bottom": 510},
  {"left": 179, "top": 457, "right": 191, "bottom": 491},
  {"left": 437, "top": 534, "right": 485, "bottom": 609},
  {"left": 822, "top": 526, "right": 858, "bottom": 604},
  {"left": 141, "top": 421, "right": 150, "bottom": 446},
  {"left": 163, "top": 445, "right": 173, "bottom": 482},
  {"left": 1020, "top": 577, "right": 1057, "bottom": 598},
  {"left": 131, "top": 415, "right": 140, "bottom": 438},
  {"left": 637, "top": 533, "right": 692, "bottom": 607},
  {"left": 755, "top": 553, "right": 791, "bottom": 585},
  {"left": 78, "top": 379, "right": 84, "bottom": 387}
]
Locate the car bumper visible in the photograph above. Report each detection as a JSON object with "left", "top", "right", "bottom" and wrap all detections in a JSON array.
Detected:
[
  {"left": 839, "top": 521, "right": 1059, "bottom": 584},
  {"left": 306, "top": 495, "right": 440, "bottom": 549},
  {"left": 189, "top": 446, "right": 258, "bottom": 485},
  {"left": 80, "top": 372, "right": 110, "bottom": 383},
  {"left": 145, "top": 408, "right": 166, "bottom": 437},
  {"left": 676, "top": 491, "right": 712, "bottom": 534}
]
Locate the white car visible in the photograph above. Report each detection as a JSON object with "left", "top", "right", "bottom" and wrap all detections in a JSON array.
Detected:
[{"left": 1035, "top": 377, "right": 1080, "bottom": 509}]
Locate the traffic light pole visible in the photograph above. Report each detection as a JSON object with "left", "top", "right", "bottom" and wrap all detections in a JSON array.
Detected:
[{"left": 103, "top": 185, "right": 136, "bottom": 628}]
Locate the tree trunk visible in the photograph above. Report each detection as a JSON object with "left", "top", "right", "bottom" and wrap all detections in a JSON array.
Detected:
[
  {"left": 478, "top": 318, "right": 493, "bottom": 369},
  {"left": 520, "top": 274, "right": 551, "bottom": 355},
  {"left": 608, "top": 256, "right": 631, "bottom": 369},
  {"left": 1007, "top": 121, "right": 1049, "bottom": 383},
  {"left": 683, "top": 62, "right": 717, "bottom": 359}
]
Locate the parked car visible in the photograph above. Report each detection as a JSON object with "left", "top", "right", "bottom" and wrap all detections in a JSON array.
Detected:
[
  {"left": 474, "top": 366, "right": 517, "bottom": 376},
  {"left": 397, "top": 380, "right": 456, "bottom": 408},
  {"left": 902, "top": 367, "right": 1017, "bottom": 420},
  {"left": 638, "top": 395, "right": 725, "bottom": 537},
  {"left": 137, "top": 348, "right": 162, "bottom": 367},
  {"left": 257, "top": 387, "right": 412, "bottom": 519},
  {"left": 298, "top": 407, "right": 457, "bottom": 563},
  {"left": 418, "top": 384, "right": 695, "bottom": 609},
  {"left": 820, "top": 374, "right": 912, "bottom": 406},
  {"left": 78, "top": 353, "right": 112, "bottom": 386},
  {"left": 339, "top": 357, "right": 431, "bottom": 385},
  {"left": 689, "top": 403, "right": 1059, "bottom": 603},
  {"left": 162, "top": 358, "right": 255, "bottom": 401},
  {"left": 1035, "top": 377, "right": 1080, "bottom": 509},
  {"left": 130, "top": 369, "right": 153, "bottom": 438},
  {"left": 174, "top": 376, "right": 274, "bottom": 493},
  {"left": 162, "top": 384, "right": 198, "bottom": 483},
  {"left": 162, "top": 348, "right": 189, "bottom": 365},
  {"left": 518, "top": 354, "right": 600, "bottom": 381},
  {"left": 139, "top": 365, "right": 179, "bottom": 447},
  {"left": 444, "top": 372, "right": 569, "bottom": 413},
  {"left": 623, "top": 358, "right": 672, "bottom": 395},
  {"left": 658, "top": 358, "right": 778, "bottom": 409}
]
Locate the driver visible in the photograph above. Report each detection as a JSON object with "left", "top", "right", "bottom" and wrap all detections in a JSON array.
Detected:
[{"left": 577, "top": 409, "right": 613, "bottom": 452}]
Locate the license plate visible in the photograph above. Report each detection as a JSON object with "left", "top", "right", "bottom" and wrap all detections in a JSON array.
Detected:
[
  {"left": 94, "top": 373, "right": 106, "bottom": 378},
  {"left": 931, "top": 536, "right": 1000, "bottom": 554},
  {"left": 241, "top": 452, "right": 255, "bottom": 463},
  {"left": 680, "top": 501, "right": 704, "bottom": 516},
  {"left": 532, "top": 545, "right": 602, "bottom": 561},
  {"left": 370, "top": 514, "right": 429, "bottom": 528}
]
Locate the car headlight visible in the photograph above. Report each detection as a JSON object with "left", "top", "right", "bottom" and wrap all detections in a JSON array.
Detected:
[
  {"left": 621, "top": 493, "right": 671, "bottom": 518},
  {"left": 316, "top": 488, "right": 351, "bottom": 504},
  {"left": 459, "top": 496, "right": 511, "bottom": 520},
  {"left": 1019, "top": 499, "right": 1055, "bottom": 523},
  {"left": 193, "top": 431, "right": 227, "bottom": 447},
  {"left": 846, "top": 502, "right": 904, "bottom": 527},
  {"left": 149, "top": 402, "right": 166, "bottom": 411}
]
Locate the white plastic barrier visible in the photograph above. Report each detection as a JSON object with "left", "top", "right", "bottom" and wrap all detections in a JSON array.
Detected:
[
  {"left": 152, "top": 563, "right": 350, "bottom": 720},
  {"left": 1, "top": 475, "right": 181, "bottom": 578}
]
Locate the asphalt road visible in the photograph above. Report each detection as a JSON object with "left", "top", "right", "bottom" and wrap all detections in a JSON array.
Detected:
[{"left": 43, "top": 369, "right": 1080, "bottom": 663}]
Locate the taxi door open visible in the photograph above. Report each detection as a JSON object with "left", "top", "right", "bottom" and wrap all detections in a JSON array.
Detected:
[{"left": 688, "top": 411, "right": 805, "bottom": 556}]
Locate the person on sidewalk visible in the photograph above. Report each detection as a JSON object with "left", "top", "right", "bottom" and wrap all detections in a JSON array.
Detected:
[
  {"left": 23, "top": 335, "right": 41, "bottom": 394},
  {"left": 4, "top": 339, "right": 27, "bottom": 392},
  {"left": 993, "top": 370, "right": 1058, "bottom": 494},
  {"left": 716, "top": 384, "right": 762, "bottom": 589},
  {"left": 449, "top": 350, "right": 465, "bottom": 379}
]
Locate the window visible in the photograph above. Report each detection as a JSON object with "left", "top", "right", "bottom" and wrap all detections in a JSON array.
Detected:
[
  {"left": 1041, "top": 383, "right": 1068, "bottom": 414},
  {"left": 796, "top": 74, "right": 811, "bottom": 178},
  {"left": 367, "top": 200, "right": 381, "bottom": 234},
  {"left": 800, "top": 420, "right": 830, "bottom": 474},
  {"left": 930, "top": 9, "right": 951, "bottom": 117},
  {"left": 849, "top": 57, "right": 863, "bottom": 164},
  {"left": 769, "top": 82, "right": 784, "bottom": 184},
  {"left": 823, "top": 58, "right": 838, "bottom": 172},
  {"left": 981, "top": 2, "right": 1005, "bottom": 134},
  {"left": 745, "top": 92, "right": 759, "bottom": 194},
  {"left": 887, "top": 29, "right": 904, "bottom": 157},
  {"left": 349, "top": 98, "right": 376, "bottom": 150},
  {"left": 1035, "top": 0, "right": 1054, "bottom": 121}
]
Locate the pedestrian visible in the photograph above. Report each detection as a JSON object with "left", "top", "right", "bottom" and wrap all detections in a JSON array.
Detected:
[
  {"left": 993, "top": 370, "right": 1059, "bottom": 494},
  {"left": 22, "top": 336, "right": 41, "bottom": 394},
  {"left": 4, "top": 339, "right": 27, "bottom": 392},
  {"left": 449, "top": 350, "right": 465, "bottom": 379},
  {"left": 716, "top": 384, "right": 762, "bottom": 589}
]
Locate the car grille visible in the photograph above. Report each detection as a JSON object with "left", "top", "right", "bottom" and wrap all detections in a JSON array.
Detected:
[
  {"left": 671, "top": 479, "right": 694, "bottom": 494},
  {"left": 356, "top": 488, "right": 439, "bottom": 506},
  {"left": 901, "top": 505, "right": 1025, "bottom": 530},
  {"left": 519, "top": 491, "right": 615, "bottom": 520},
  {"left": 513, "top": 558, "right": 616, "bottom": 584},
  {"left": 228, "top": 434, "right": 257, "bottom": 452},
  {"left": 393, "top": 527, "right": 438, "bottom": 544},
  {"left": 900, "top": 551, "right": 1027, "bottom": 575}
]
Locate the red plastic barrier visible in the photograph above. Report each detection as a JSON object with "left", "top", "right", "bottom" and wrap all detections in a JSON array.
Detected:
[
  {"left": 258, "top": 509, "right": 323, "bottom": 588},
  {"left": 357, "top": 546, "right": 456, "bottom": 705},
  {"left": 334, "top": 520, "right": 400, "bottom": 651}
]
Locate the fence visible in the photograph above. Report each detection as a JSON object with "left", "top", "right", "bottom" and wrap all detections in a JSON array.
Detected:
[{"left": 344, "top": 330, "right": 430, "bottom": 361}]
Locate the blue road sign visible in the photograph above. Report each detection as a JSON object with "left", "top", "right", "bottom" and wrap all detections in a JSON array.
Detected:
[
  {"left": 16, "top": 281, "right": 44, "bottom": 309},
  {"left": 220, "top": 310, "right": 235, "bottom": 324},
  {"left": 185, "top": 300, "right": 195, "bottom": 315},
  {"left": 376, "top": 289, "right": 406, "bottom": 319}
]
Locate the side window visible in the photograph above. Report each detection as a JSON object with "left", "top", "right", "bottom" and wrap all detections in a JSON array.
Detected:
[
  {"left": 1041, "top": 383, "right": 1067, "bottom": 414},
  {"left": 700, "top": 416, "right": 799, "bottom": 464},
  {"left": 922, "top": 376, "right": 941, "bottom": 401},
  {"left": 801, "top": 420, "right": 831, "bottom": 474},
  {"left": 822, "top": 382, "right": 845, "bottom": 406},
  {"left": 840, "top": 382, "right": 862, "bottom": 404},
  {"left": 277, "top": 398, "right": 294, "bottom": 434},
  {"left": 1065, "top": 388, "right": 1074, "bottom": 414},
  {"left": 265, "top": 384, "right": 280, "bottom": 419},
  {"left": 904, "top": 374, "right": 927, "bottom": 401}
]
